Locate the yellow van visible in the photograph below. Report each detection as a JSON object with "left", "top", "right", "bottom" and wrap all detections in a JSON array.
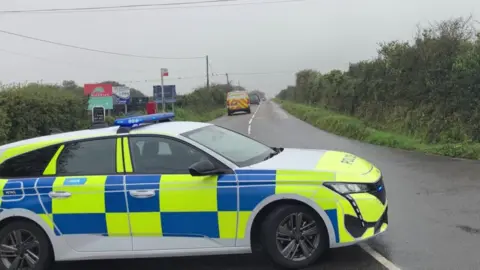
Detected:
[{"left": 226, "top": 91, "right": 251, "bottom": 116}]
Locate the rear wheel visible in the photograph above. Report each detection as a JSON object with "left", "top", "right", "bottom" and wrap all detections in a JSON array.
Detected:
[
  {"left": 261, "top": 205, "right": 328, "bottom": 269},
  {"left": 0, "top": 220, "right": 53, "bottom": 270},
  {"left": 247, "top": 108, "right": 251, "bottom": 114},
  {"left": 227, "top": 110, "right": 232, "bottom": 116}
]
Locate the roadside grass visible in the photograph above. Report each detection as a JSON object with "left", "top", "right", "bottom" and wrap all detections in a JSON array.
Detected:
[{"left": 274, "top": 99, "right": 480, "bottom": 160}]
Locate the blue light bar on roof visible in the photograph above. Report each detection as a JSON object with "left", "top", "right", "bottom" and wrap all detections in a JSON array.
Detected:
[{"left": 114, "top": 112, "right": 175, "bottom": 127}]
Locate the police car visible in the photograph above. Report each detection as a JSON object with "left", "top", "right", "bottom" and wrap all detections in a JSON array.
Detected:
[{"left": 0, "top": 113, "right": 387, "bottom": 270}]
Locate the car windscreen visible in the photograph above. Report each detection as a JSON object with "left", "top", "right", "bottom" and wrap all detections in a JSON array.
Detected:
[{"left": 181, "top": 125, "right": 275, "bottom": 167}]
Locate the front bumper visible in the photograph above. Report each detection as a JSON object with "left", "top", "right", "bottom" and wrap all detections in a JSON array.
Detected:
[
  {"left": 335, "top": 177, "right": 388, "bottom": 244},
  {"left": 344, "top": 205, "right": 388, "bottom": 238}
]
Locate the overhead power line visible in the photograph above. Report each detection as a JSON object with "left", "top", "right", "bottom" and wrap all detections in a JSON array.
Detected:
[
  {"left": 0, "top": 0, "right": 271, "bottom": 13},
  {"left": 0, "top": 29, "right": 204, "bottom": 60},
  {"left": 0, "top": 0, "right": 308, "bottom": 15},
  {"left": 0, "top": 47, "right": 151, "bottom": 73}
]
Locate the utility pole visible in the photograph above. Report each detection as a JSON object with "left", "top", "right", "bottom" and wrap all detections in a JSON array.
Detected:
[
  {"left": 206, "top": 55, "right": 210, "bottom": 89},
  {"left": 225, "top": 73, "right": 230, "bottom": 91}
]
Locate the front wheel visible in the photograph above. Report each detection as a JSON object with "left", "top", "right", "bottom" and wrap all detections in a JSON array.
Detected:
[
  {"left": 261, "top": 205, "right": 329, "bottom": 269},
  {"left": 0, "top": 220, "right": 53, "bottom": 270}
]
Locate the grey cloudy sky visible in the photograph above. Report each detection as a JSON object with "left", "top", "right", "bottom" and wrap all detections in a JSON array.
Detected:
[{"left": 0, "top": 0, "right": 479, "bottom": 97}]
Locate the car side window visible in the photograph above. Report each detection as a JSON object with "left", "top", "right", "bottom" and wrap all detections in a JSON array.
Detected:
[
  {"left": 129, "top": 136, "right": 214, "bottom": 174},
  {"left": 56, "top": 138, "right": 116, "bottom": 176},
  {"left": 0, "top": 145, "right": 61, "bottom": 178}
]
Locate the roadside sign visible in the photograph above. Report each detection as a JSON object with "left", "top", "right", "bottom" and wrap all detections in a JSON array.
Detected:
[
  {"left": 113, "top": 86, "right": 131, "bottom": 104},
  {"left": 131, "top": 97, "right": 149, "bottom": 105},
  {"left": 88, "top": 96, "right": 113, "bottom": 110},
  {"left": 84, "top": 84, "right": 113, "bottom": 97},
  {"left": 92, "top": 106, "right": 105, "bottom": 122},
  {"left": 153, "top": 85, "right": 176, "bottom": 103},
  {"left": 161, "top": 68, "right": 169, "bottom": 77}
]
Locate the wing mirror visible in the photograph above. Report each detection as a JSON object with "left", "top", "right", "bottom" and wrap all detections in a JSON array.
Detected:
[{"left": 189, "top": 160, "right": 227, "bottom": 176}]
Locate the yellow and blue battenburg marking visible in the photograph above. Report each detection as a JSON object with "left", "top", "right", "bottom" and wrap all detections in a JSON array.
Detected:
[{"left": 0, "top": 169, "right": 343, "bottom": 243}]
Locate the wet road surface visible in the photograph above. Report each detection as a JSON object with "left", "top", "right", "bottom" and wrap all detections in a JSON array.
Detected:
[
  {"left": 54, "top": 246, "right": 386, "bottom": 270},
  {"left": 56, "top": 101, "right": 480, "bottom": 270}
]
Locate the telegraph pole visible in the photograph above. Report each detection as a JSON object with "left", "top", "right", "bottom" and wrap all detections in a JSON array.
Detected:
[
  {"left": 206, "top": 55, "right": 210, "bottom": 89},
  {"left": 226, "top": 73, "right": 230, "bottom": 90}
]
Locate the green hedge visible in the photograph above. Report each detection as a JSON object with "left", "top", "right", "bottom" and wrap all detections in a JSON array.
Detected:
[
  {"left": 0, "top": 82, "right": 227, "bottom": 146},
  {"left": 276, "top": 99, "right": 480, "bottom": 159},
  {"left": 0, "top": 84, "right": 89, "bottom": 144},
  {"left": 276, "top": 16, "right": 480, "bottom": 159},
  {"left": 277, "top": 16, "right": 480, "bottom": 145}
]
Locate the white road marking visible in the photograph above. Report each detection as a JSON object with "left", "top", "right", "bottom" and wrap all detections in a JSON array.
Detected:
[
  {"left": 359, "top": 243, "right": 402, "bottom": 270},
  {"left": 247, "top": 101, "right": 400, "bottom": 269},
  {"left": 251, "top": 101, "right": 400, "bottom": 269},
  {"left": 247, "top": 103, "right": 262, "bottom": 136}
]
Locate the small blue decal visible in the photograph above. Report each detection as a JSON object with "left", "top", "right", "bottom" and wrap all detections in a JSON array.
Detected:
[{"left": 64, "top": 178, "right": 87, "bottom": 186}]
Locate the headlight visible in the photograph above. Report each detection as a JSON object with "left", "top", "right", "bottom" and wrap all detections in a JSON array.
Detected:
[{"left": 323, "top": 182, "right": 374, "bottom": 195}]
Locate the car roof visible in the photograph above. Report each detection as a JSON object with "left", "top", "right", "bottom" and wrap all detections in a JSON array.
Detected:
[{"left": 0, "top": 121, "right": 212, "bottom": 151}]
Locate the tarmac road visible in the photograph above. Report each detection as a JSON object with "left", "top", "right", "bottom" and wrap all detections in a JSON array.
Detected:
[{"left": 56, "top": 101, "right": 480, "bottom": 270}]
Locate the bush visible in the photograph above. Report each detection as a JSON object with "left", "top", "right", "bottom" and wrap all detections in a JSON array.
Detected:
[
  {"left": 276, "top": 100, "right": 480, "bottom": 159},
  {"left": 0, "top": 83, "right": 89, "bottom": 144},
  {"left": 0, "top": 81, "right": 229, "bottom": 146},
  {"left": 276, "top": 16, "right": 480, "bottom": 158},
  {"left": 277, "top": 16, "right": 480, "bottom": 145}
]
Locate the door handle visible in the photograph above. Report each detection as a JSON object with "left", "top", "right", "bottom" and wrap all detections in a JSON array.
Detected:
[
  {"left": 129, "top": 190, "right": 155, "bottom": 199},
  {"left": 49, "top": 191, "right": 71, "bottom": 199}
]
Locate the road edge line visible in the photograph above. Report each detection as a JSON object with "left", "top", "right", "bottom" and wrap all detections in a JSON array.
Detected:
[
  {"left": 247, "top": 103, "right": 262, "bottom": 136},
  {"left": 359, "top": 243, "right": 402, "bottom": 270}
]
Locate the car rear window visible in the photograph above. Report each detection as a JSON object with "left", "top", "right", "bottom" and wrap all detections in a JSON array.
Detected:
[{"left": 227, "top": 92, "right": 248, "bottom": 99}]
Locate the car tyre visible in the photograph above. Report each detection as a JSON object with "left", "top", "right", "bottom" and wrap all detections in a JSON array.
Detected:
[
  {"left": 0, "top": 220, "right": 53, "bottom": 270},
  {"left": 261, "top": 204, "right": 329, "bottom": 269},
  {"left": 247, "top": 109, "right": 251, "bottom": 114},
  {"left": 227, "top": 110, "right": 232, "bottom": 116}
]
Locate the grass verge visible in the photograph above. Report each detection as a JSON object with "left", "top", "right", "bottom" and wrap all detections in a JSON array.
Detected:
[{"left": 274, "top": 99, "right": 480, "bottom": 159}]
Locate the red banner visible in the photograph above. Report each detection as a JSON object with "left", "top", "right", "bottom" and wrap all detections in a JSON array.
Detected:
[{"left": 84, "top": 84, "right": 113, "bottom": 97}]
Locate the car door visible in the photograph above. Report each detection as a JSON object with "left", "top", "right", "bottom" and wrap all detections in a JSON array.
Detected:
[
  {"left": 123, "top": 135, "right": 238, "bottom": 251},
  {"left": 40, "top": 137, "right": 131, "bottom": 252}
]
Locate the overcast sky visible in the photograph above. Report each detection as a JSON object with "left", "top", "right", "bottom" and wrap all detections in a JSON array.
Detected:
[{"left": 0, "top": 0, "right": 479, "bottom": 97}]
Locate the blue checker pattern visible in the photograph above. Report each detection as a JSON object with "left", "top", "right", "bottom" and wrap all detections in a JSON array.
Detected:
[
  {"left": 105, "top": 175, "right": 127, "bottom": 213},
  {"left": 236, "top": 170, "right": 276, "bottom": 211},
  {"left": 217, "top": 173, "right": 237, "bottom": 211},
  {"left": 2, "top": 170, "right": 339, "bottom": 240},
  {"left": 1, "top": 178, "right": 41, "bottom": 213},
  {"left": 125, "top": 175, "right": 161, "bottom": 212},
  {"left": 161, "top": 212, "right": 220, "bottom": 238},
  {"left": 325, "top": 209, "right": 339, "bottom": 243},
  {"left": 53, "top": 213, "right": 107, "bottom": 235}
]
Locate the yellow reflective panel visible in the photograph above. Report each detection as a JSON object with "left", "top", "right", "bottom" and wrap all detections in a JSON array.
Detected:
[
  {"left": 315, "top": 151, "right": 381, "bottom": 183},
  {"left": 218, "top": 211, "right": 237, "bottom": 239},
  {"left": 116, "top": 138, "right": 124, "bottom": 173},
  {"left": 349, "top": 193, "right": 385, "bottom": 222},
  {"left": 0, "top": 139, "right": 63, "bottom": 164},
  {"left": 106, "top": 213, "right": 130, "bottom": 237},
  {"left": 159, "top": 174, "right": 218, "bottom": 212},
  {"left": 129, "top": 212, "right": 162, "bottom": 236},
  {"left": 52, "top": 176, "right": 106, "bottom": 214},
  {"left": 43, "top": 145, "right": 65, "bottom": 175},
  {"left": 122, "top": 137, "right": 133, "bottom": 173}
]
